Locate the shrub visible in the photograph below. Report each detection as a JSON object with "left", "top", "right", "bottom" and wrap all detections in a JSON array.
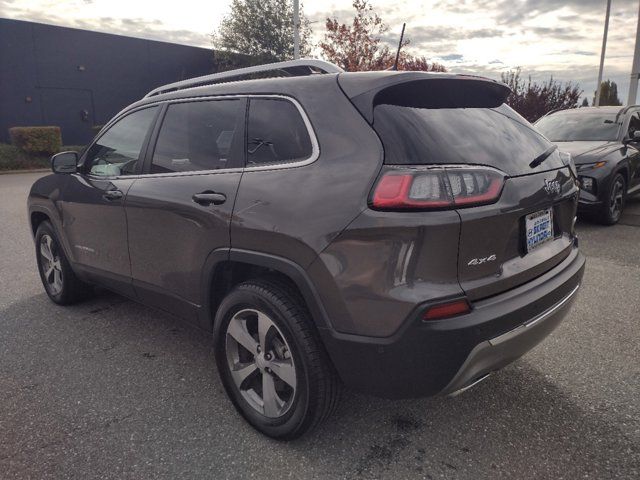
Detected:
[
  {"left": 9, "top": 126, "right": 62, "bottom": 155},
  {"left": 0, "top": 143, "right": 50, "bottom": 171},
  {"left": 62, "top": 145, "right": 85, "bottom": 153}
]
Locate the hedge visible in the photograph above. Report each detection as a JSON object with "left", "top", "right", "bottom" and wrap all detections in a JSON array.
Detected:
[
  {"left": 9, "top": 126, "right": 62, "bottom": 155},
  {"left": 0, "top": 144, "right": 50, "bottom": 171},
  {"left": 0, "top": 143, "right": 85, "bottom": 171}
]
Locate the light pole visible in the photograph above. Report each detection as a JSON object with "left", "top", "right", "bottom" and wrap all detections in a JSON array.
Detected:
[
  {"left": 293, "top": 0, "right": 300, "bottom": 59},
  {"left": 595, "top": 0, "right": 612, "bottom": 106},
  {"left": 628, "top": 0, "right": 640, "bottom": 105}
]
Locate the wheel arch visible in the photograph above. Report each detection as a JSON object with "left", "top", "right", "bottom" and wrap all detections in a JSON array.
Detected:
[
  {"left": 28, "top": 205, "right": 78, "bottom": 266},
  {"left": 614, "top": 162, "right": 629, "bottom": 186},
  {"left": 30, "top": 210, "right": 50, "bottom": 236},
  {"left": 201, "top": 249, "right": 333, "bottom": 337}
]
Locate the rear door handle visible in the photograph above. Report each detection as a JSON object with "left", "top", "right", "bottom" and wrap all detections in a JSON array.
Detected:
[
  {"left": 103, "top": 189, "right": 123, "bottom": 201},
  {"left": 192, "top": 192, "right": 226, "bottom": 206}
]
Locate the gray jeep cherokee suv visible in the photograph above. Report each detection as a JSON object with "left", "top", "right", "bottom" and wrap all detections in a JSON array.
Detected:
[{"left": 28, "top": 60, "right": 585, "bottom": 439}]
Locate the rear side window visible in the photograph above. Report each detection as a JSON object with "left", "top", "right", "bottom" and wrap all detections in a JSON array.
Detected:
[
  {"left": 151, "top": 99, "right": 244, "bottom": 173},
  {"left": 373, "top": 104, "right": 563, "bottom": 176},
  {"left": 247, "top": 98, "right": 312, "bottom": 166}
]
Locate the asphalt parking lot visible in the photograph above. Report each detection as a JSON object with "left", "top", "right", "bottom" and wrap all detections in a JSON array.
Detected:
[{"left": 1, "top": 171, "right": 639, "bottom": 479}]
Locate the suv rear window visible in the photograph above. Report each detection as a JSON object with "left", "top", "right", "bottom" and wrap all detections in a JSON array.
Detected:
[
  {"left": 247, "top": 98, "right": 312, "bottom": 166},
  {"left": 373, "top": 104, "right": 563, "bottom": 176}
]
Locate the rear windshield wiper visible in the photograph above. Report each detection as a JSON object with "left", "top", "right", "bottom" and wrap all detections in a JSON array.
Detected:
[{"left": 529, "top": 145, "right": 558, "bottom": 169}]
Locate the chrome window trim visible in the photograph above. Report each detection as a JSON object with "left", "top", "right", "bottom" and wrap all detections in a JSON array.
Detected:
[
  {"left": 242, "top": 95, "right": 320, "bottom": 172},
  {"left": 95, "top": 94, "right": 320, "bottom": 181}
]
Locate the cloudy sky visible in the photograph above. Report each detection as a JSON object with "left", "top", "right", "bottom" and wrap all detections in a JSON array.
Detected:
[{"left": 1, "top": 0, "right": 638, "bottom": 103}]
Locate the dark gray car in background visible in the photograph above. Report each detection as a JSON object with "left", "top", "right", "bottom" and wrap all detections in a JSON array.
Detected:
[
  {"left": 535, "top": 106, "right": 640, "bottom": 224},
  {"left": 27, "top": 60, "right": 585, "bottom": 439}
]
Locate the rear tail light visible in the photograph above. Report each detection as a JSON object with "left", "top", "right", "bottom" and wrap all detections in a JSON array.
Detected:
[
  {"left": 423, "top": 299, "right": 471, "bottom": 320},
  {"left": 371, "top": 165, "right": 506, "bottom": 210}
]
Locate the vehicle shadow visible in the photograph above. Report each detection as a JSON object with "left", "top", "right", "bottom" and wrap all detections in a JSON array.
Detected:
[{"left": 1, "top": 290, "right": 637, "bottom": 480}]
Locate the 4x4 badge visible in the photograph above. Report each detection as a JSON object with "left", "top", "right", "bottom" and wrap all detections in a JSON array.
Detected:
[
  {"left": 544, "top": 179, "right": 561, "bottom": 196},
  {"left": 468, "top": 254, "right": 497, "bottom": 266}
]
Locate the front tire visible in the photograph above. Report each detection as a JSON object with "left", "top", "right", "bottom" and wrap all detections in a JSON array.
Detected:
[
  {"left": 213, "top": 279, "right": 341, "bottom": 440},
  {"left": 35, "top": 221, "right": 92, "bottom": 305},
  {"left": 597, "top": 173, "right": 626, "bottom": 225}
]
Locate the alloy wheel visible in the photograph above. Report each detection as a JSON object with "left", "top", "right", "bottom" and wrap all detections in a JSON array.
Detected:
[
  {"left": 609, "top": 177, "right": 624, "bottom": 221},
  {"left": 225, "top": 309, "right": 297, "bottom": 418},
  {"left": 39, "top": 234, "right": 63, "bottom": 295}
]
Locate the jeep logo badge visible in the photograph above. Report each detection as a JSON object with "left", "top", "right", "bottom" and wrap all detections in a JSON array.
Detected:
[{"left": 543, "top": 179, "right": 561, "bottom": 196}]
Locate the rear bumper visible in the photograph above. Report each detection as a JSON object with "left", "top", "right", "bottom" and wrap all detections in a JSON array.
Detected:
[
  {"left": 319, "top": 246, "right": 585, "bottom": 398},
  {"left": 577, "top": 190, "right": 603, "bottom": 210},
  {"left": 441, "top": 282, "right": 579, "bottom": 395}
]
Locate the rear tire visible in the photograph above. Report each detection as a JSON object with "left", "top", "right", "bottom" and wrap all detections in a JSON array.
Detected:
[
  {"left": 597, "top": 173, "right": 626, "bottom": 225},
  {"left": 35, "top": 221, "right": 92, "bottom": 305},
  {"left": 213, "top": 279, "right": 341, "bottom": 440}
]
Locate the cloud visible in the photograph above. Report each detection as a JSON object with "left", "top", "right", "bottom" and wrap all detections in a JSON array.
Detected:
[
  {"left": 1, "top": 6, "right": 212, "bottom": 47},
  {"left": 406, "top": 25, "right": 503, "bottom": 44},
  {"left": 490, "top": 0, "right": 638, "bottom": 25},
  {"left": 438, "top": 53, "right": 464, "bottom": 61},
  {"left": 526, "top": 26, "right": 588, "bottom": 41}
]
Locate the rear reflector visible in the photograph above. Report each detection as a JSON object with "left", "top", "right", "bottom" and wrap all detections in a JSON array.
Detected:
[
  {"left": 371, "top": 165, "right": 505, "bottom": 210},
  {"left": 423, "top": 299, "right": 471, "bottom": 320}
]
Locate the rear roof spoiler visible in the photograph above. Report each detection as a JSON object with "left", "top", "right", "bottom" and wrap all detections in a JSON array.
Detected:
[{"left": 338, "top": 72, "right": 511, "bottom": 123}]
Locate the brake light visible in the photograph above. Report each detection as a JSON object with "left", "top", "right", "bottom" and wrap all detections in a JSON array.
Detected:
[
  {"left": 371, "top": 166, "right": 505, "bottom": 210},
  {"left": 423, "top": 299, "right": 471, "bottom": 320}
]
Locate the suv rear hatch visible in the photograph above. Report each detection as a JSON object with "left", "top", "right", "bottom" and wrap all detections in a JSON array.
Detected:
[{"left": 340, "top": 73, "right": 579, "bottom": 300}]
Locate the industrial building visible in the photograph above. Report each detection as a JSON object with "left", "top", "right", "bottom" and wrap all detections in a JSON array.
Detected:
[{"left": 0, "top": 18, "right": 241, "bottom": 144}]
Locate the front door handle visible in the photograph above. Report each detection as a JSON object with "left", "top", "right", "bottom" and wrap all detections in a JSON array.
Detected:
[
  {"left": 103, "top": 189, "right": 123, "bottom": 201},
  {"left": 192, "top": 192, "right": 226, "bottom": 206}
]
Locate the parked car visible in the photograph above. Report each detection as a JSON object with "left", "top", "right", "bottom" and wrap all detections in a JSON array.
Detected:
[
  {"left": 28, "top": 60, "right": 585, "bottom": 439},
  {"left": 535, "top": 106, "right": 640, "bottom": 224}
]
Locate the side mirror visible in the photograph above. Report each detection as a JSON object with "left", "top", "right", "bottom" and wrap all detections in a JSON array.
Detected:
[
  {"left": 624, "top": 130, "right": 640, "bottom": 144},
  {"left": 51, "top": 151, "right": 78, "bottom": 174}
]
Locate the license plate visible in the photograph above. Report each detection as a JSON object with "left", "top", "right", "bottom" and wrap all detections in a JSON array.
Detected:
[{"left": 525, "top": 209, "right": 553, "bottom": 252}]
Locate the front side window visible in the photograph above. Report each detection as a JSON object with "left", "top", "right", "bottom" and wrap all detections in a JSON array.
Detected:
[
  {"left": 151, "top": 99, "right": 245, "bottom": 173},
  {"left": 247, "top": 98, "right": 312, "bottom": 166},
  {"left": 85, "top": 107, "right": 157, "bottom": 176}
]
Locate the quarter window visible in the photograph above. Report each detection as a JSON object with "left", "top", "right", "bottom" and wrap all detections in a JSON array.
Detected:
[
  {"left": 85, "top": 107, "right": 157, "bottom": 176},
  {"left": 151, "top": 99, "right": 244, "bottom": 173},
  {"left": 247, "top": 98, "right": 312, "bottom": 166}
]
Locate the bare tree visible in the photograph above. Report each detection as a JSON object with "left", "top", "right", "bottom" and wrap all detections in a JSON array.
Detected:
[
  {"left": 320, "top": 0, "right": 445, "bottom": 72},
  {"left": 501, "top": 68, "right": 582, "bottom": 122}
]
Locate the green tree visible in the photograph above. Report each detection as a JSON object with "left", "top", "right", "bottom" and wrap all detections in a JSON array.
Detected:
[
  {"left": 213, "top": 0, "right": 312, "bottom": 64},
  {"left": 593, "top": 80, "right": 622, "bottom": 106}
]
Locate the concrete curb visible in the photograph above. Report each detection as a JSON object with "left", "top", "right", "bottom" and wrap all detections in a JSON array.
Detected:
[{"left": 0, "top": 168, "right": 50, "bottom": 175}]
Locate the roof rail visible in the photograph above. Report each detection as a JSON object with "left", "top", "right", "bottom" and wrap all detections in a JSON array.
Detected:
[{"left": 144, "top": 59, "right": 344, "bottom": 98}]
